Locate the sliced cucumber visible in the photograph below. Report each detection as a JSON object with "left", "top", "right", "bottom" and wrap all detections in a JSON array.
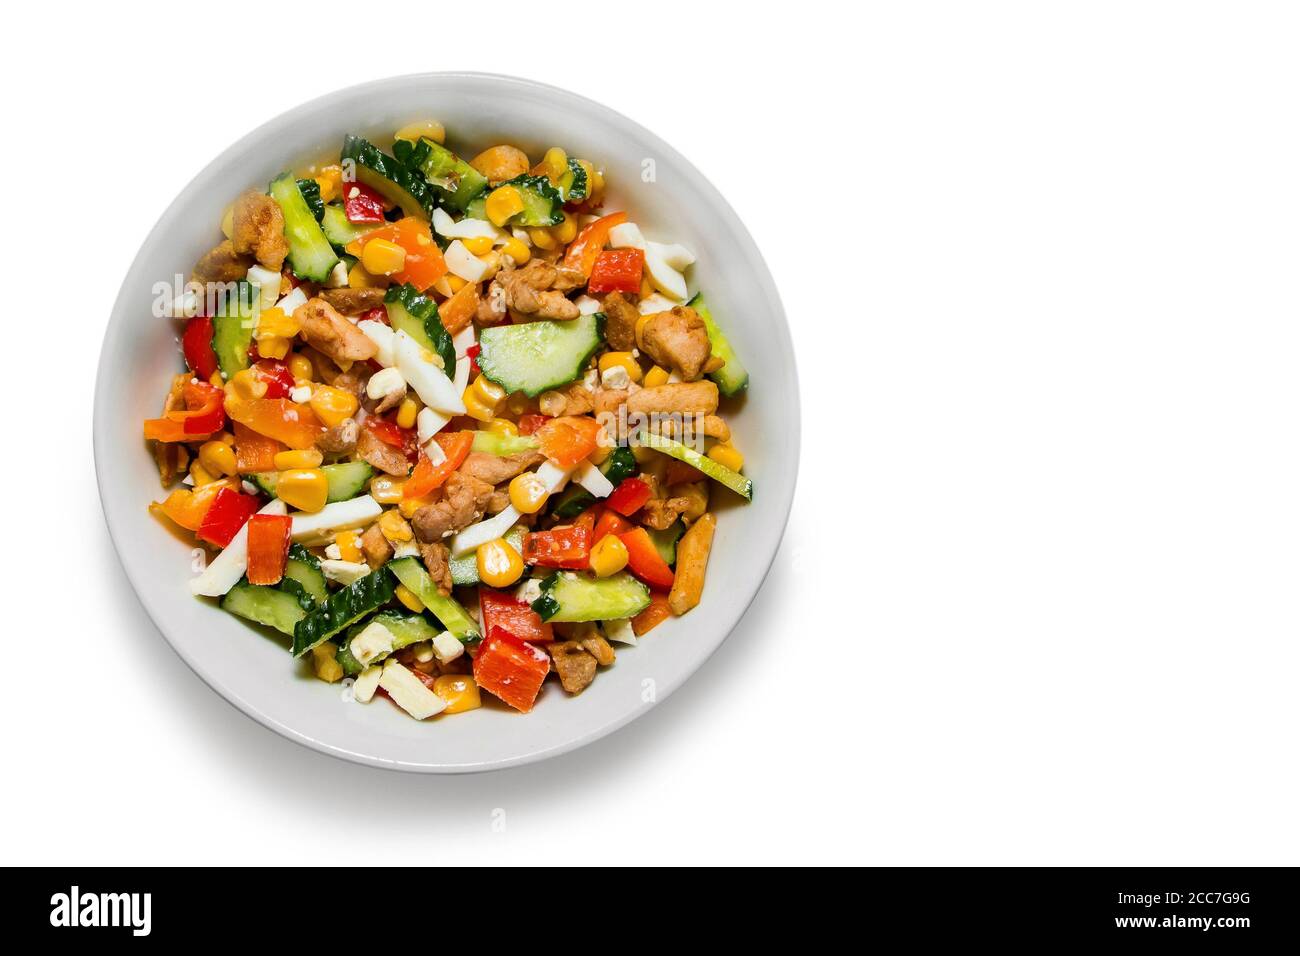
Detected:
[
  {"left": 649, "top": 521, "right": 685, "bottom": 566},
  {"left": 387, "top": 557, "right": 480, "bottom": 641},
  {"left": 250, "top": 462, "right": 375, "bottom": 505},
  {"left": 477, "top": 313, "right": 602, "bottom": 397},
  {"left": 269, "top": 173, "right": 339, "bottom": 282},
  {"left": 497, "top": 174, "right": 564, "bottom": 227},
  {"left": 470, "top": 431, "right": 539, "bottom": 456},
  {"left": 639, "top": 430, "right": 752, "bottom": 501},
  {"left": 687, "top": 293, "right": 748, "bottom": 397},
  {"left": 532, "top": 571, "right": 651, "bottom": 623},
  {"left": 549, "top": 446, "right": 637, "bottom": 520},
  {"left": 557, "top": 158, "right": 588, "bottom": 203},
  {"left": 211, "top": 281, "right": 257, "bottom": 378},
  {"left": 291, "top": 568, "right": 395, "bottom": 657},
  {"left": 296, "top": 179, "right": 325, "bottom": 221},
  {"left": 336, "top": 610, "right": 441, "bottom": 675},
  {"left": 222, "top": 580, "right": 309, "bottom": 637},
  {"left": 321, "top": 203, "right": 376, "bottom": 248},
  {"left": 341, "top": 135, "right": 439, "bottom": 219},
  {"left": 450, "top": 525, "right": 527, "bottom": 586},
  {"left": 283, "top": 544, "right": 328, "bottom": 606},
  {"left": 385, "top": 283, "right": 455, "bottom": 375},
  {"left": 400, "top": 137, "right": 488, "bottom": 212},
  {"left": 463, "top": 195, "right": 487, "bottom": 221}
]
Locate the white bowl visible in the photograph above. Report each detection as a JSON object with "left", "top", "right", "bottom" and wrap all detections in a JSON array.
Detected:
[{"left": 95, "top": 73, "right": 799, "bottom": 772}]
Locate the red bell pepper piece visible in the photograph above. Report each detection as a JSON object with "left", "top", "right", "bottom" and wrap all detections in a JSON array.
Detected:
[
  {"left": 360, "top": 307, "right": 388, "bottom": 326},
  {"left": 143, "top": 381, "right": 225, "bottom": 442},
  {"left": 479, "top": 588, "right": 553, "bottom": 645},
  {"left": 604, "top": 477, "right": 653, "bottom": 517},
  {"left": 245, "top": 513, "right": 292, "bottom": 585},
  {"left": 473, "top": 629, "right": 552, "bottom": 713},
  {"left": 365, "top": 416, "right": 418, "bottom": 462},
  {"left": 404, "top": 430, "right": 474, "bottom": 499},
  {"left": 562, "top": 211, "right": 628, "bottom": 277},
  {"left": 618, "top": 527, "right": 676, "bottom": 590},
  {"left": 522, "top": 511, "right": 595, "bottom": 570},
  {"left": 517, "top": 413, "right": 551, "bottom": 436},
  {"left": 587, "top": 247, "right": 645, "bottom": 294},
  {"left": 197, "top": 488, "right": 262, "bottom": 548},
  {"left": 343, "top": 180, "right": 387, "bottom": 223},
  {"left": 181, "top": 316, "right": 219, "bottom": 379},
  {"left": 252, "top": 359, "right": 295, "bottom": 399},
  {"left": 593, "top": 508, "right": 634, "bottom": 544},
  {"left": 465, "top": 343, "right": 481, "bottom": 379},
  {"left": 535, "top": 415, "right": 604, "bottom": 468}
]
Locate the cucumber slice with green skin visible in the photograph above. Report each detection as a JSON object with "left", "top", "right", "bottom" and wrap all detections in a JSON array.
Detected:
[
  {"left": 291, "top": 568, "right": 395, "bottom": 657},
  {"left": 211, "top": 281, "right": 257, "bottom": 378},
  {"left": 398, "top": 137, "right": 489, "bottom": 212},
  {"left": 387, "top": 557, "right": 480, "bottom": 642},
  {"left": 450, "top": 525, "right": 527, "bottom": 586},
  {"left": 336, "top": 610, "right": 442, "bottom": 675},
  {"left": 497, "top": 174, "right": 565, "bottom": 227},
  {"left": 321, "top": 203, "right": 376, "bottom": 248},
  {"left": 470, "top": 431, "right": 539, "bottom": 456},
  {"left": 639, "top": 430, "right": 752, "bottom": 501},
  {"left": 269, "top": 173, "right": 339, "bottom": 282},
  {"left": 477, "top": 313, "right": 603, "bottom": 397},
  {"left": 556, "top": 158, "right": 588, "bottom": 203},
  {"left": 250, "top": 461, "right": 375, "bottom": 505},
  {"left": 532, "top": 571, "right": 651, "bottom": 623},
  {"left": 296, "top": 179, "right": 325, "bottom": 221},
  {"left": 283, "top": 544, "right": 328, "bottom": 607},
  {"left": 341, "top": 135, "right": 440, "bottom": 219},
  {"left": 384, "top": 283, "right": 455, "bottom": 376},
  {"left": 687, "top": 293, "right": 749, "bottom": 397},
  {"left": 463, "top": 195, "right": 487, "bottom": 221},
  {"left": 549, "top": 446, "right": 638, "bottom": 520},
  {"left": 649, "top": 521, "right": 684, "bottom": 566},
  {"left": 222, "top": 580, "right": 309, "bottom": 637}
]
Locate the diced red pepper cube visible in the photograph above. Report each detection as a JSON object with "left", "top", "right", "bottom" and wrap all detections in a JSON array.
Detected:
[
  {"left": 252, "top": 359, "right": 296, "bottom": 400},
  {"left": 587, "top": 247, "right": 644, "bottom": 294},
  {"left": 181, "top": 316, "right": 219, "bottom": 379},
  {"left": 479, "top": 588, "right": 553, "bottom": 644},
  {"left": 604, "top": 477, "right": 653, "bottom": 517},
  {"left": 619, "top": 527, "right": 676, "bottom": 590},
  {"left": 343, "top": 181, "right": 387, "bottom": 223},
  {"left": 473, "top": 631, "right": 551, "bottom": 713},
  {"left": 197, "top": 488, "right": 262, "bottom": 549}
]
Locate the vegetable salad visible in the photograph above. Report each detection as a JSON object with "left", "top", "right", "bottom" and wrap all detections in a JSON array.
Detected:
[{"left": 145, "top": 120, "right": 751, "bottom": 719}]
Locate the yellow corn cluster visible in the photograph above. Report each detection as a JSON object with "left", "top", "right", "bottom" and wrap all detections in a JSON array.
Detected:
[{"left": 464, "top": 374, "right": 506, "bottom": 422}]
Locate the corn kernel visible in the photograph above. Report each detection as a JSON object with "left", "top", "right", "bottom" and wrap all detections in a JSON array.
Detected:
[
  {"left": 433, "top": 675, "right": 482, "bottom": 714},
  {"left": 209, "top": 369, "right": 225, "bottom": 388},
  {"left": 508, "top": 472, "right": 550, "bottom": 514},
  {"left": 477, "top": 537, "right": 524, "bottom": 588},
  {"left": 257, "top": 336, "right": 291, "bottom": 360},
  {"left": 348, "top": 261, "right": 382, "bottom": 289},
  {"left": 378, "top": 510, "right": 414, "bottom": 542},
  {"left": 485, "top": 185, "right": 525, "bottom": 227},
  {"left": 335, "top": 530, "right": 362, "bottom": 563},
  {"left": 361, "top": 238, "right": 407, "bottom": 276},
  {"left": 598, "top": 351, "right": 643, "bottom": 385},
  {"left": 707, "top": 442, "right": 744, "bottom": 473},
  {"left": 445, "top": 274, "right": 468, "bottom": 294},
  {"left": 287, "top": 353, "right": 314, "bottom": 382},
  {"left": 395, "top": 120, "right": 445, "bottom": 144},
  {"left": 506, "top": 391, "right": 538, "bottom": 417},
  {"left": 540, "top": 147, "right": 568, "bottom": 182},
  {"left": 197, "top": 440, "right": 237, "bottom": 477},
  {"left": 462, "top": 235, "right": 494, "bottom": 256},
  {"left": 315, "top": 164, "right": 343, "bottom": 203},
  {"left": 493, "top": 240, "right": 525, "bottom": 271},
  {"left": 256, "top": 306, "right": 300, "bottom": 339},
  {"left": 370, "top": 474, "right": 406, "bottom": 505},
  {"left": 311, "top": 643, "right": 343, "bottom": 683},
  {"left": 643, "top": 365, "right": 671, "bottom": 388},
  {"left": 464, "top": 374, "right": 506, "bottom": 422},
  {"left": 394, "top": 583, "right": 424, "bottom": 613},
  {"left": 274, "top": 448, "right": 323, "bottom": 470},
  {"left": 189, "top": 461, "right": 218, "bottom": 486},
  {"left": 528, "top": 227, "right": 558, "bottom": 250},
  {"left": 277, "top": 468, "right": 329, "bottom": 512},
  {"left": 227, "top": 368, "right": 267, "bottom": 400},
  {"left": 554, "top": 211, "right": 578, "bottom": 244},
  {"left": 589, "top": 534, "right": 629, "bottom": 577},
  {"left": 634, "top": 314, "right": 654, "bottom": 349},
  {"left": 309, "top": 385, "right": 359, "bottom": 427},
  {"left": 484, "top": 417, "right": 519, "bottom": 438},
  {"left": 395, "top": 397, "right": 419, "bottom": 430},
  {"left": 398, "top": 494, "right": 433, "bottom": 519}
]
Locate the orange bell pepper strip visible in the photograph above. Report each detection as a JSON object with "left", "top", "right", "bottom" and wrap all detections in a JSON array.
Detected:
[
  {"left": 593, "top": 508, "right": 634, "bottom": 544},
  {"left": 233, "top": 422, "right": 286, "bottom": 473},
  {"left": 404, "top": 430, "right": 474, "bottom": 499},
  {"left": 246, "top": 513, "right": 292, "bottom": 585},
  {"left": 438, "top": 280, "right": 478, "bottom": 335},
  {"left": 346, "top": 216, "right": 447, "bottom": 292},
  {"left": 632, "top": 591, "right": 673, "bottom": 635},
  {"left": 562, "top": 211, "right": 627, "bottom": 278},
  {"left": 619, "top": 527, "right": 676, "bottom": 590},
  {"left": 149, "top": 478, "right": 237, "bottom": 532},
  {"left": 535, "top": 415, "right": 604, "bottom": 468},
  {"left": 143, "top": 381, "right": 225, "bottom": 442},
  {"left": 224, "top": 395, "right": 324, "bottom": 450}
]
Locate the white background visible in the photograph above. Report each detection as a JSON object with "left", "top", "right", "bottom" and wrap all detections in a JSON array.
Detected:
[{"left": 3, "top": 0, "right": 1298, "bottom": 865}]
